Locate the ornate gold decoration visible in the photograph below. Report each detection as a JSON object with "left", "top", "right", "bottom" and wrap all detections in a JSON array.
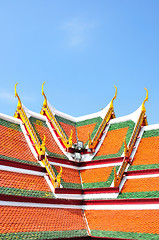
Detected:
[
  {"left": 114, "top": 88, "right": 149, "bottom": 188},
  {"left": 56, "top": 166, "right": 63, "bottom": 188},
  {"left": 15, "top": 83, "right": 22, "bottom": 110},
  {"left": 40, "top": 82, "right": 71, "bottom": 148},
  {"left": 88, "top": 85, "right": 117, "bottom": 149},
  {"left": 40, "top": 135, "right": 46, "bottom": 156},
  {"left": 141, "top": 88, "right": 148, "bottom": 113},
  {"left": 88, "top": 132, "right": 91, "bottom": 148},
  {"left": 42, "top": 82, "right": 47, "bottom": 108},
  {"left": 110, "top": 85, "right": 117, "bottom": 109},
  {"left": 124, "top": 138, "right": 129, "bottom": 157},
  {"left": 68, "top": 130, "right": 73, "bottom": 147}
]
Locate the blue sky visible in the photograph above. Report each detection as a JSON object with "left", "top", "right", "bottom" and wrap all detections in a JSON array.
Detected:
[{"left": 0, "top": 0, "right": 158, "bottom": 124}]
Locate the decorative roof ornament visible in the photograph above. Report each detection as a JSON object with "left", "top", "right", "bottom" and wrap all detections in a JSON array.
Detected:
[
  {"left": 110, "top": 85, "right": 117, "bottom": 110},
  {"left": 124, "top": 138, "right": 129, "bottom": 158},
  {"left": 56, "top": 166, "right": 63, "bottom": 188},
  {"left": 40, "top": 135, "right": 46, "bottom": 156},
  {"left": 42, "top": 82, "right": 47, "bottom": 108},
  {"left": 88, "top": 132, "right": 91, "bottom": 148},
  {"left": 88, "top": 85, "right": 117, "bottom": 150},
  {"left": 15, "top": 83, "right": 22, "bottom": 110},
  {"left": 68, "top": 130, "right": 73, "bottom": 148},
  {"left": 141, "top": 88, "right": 148, "bottom": 113}
]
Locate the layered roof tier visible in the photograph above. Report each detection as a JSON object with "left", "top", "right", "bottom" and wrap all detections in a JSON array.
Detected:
[
  {"left": 128, "top": 127, "right": 159, "bottom": 171},
  {"left": 85, "top": 209, "right": 159, "bottom": 239},
  {"left": 1, "top": 206, "right": 88, "bottom": 239},
  {"left": 0, "top": 170, "right": 54, "bottom": 199}
]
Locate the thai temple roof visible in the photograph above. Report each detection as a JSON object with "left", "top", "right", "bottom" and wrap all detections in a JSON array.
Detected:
[{"left": 1, "top": 83, "right": 159, "bottom": 240}]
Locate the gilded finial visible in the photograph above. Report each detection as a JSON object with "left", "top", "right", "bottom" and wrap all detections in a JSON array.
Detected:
[
  {"left": 110, "top": 85, "right": 117, "bottom": 109},
  {"left": 68, "top": 130, "right": 73, "bottom": 147},
  {"left": 141, "top": 88, "right": 148, "bottom": 113},
  {"left": 42, "top": 82, "right": 47, "bottom": 108},
  {"left": 124, "top": 138, "right": 129, "bottom": 157},
  {"left": 15, "top": 83, "right": 22, "bottom": 110}
]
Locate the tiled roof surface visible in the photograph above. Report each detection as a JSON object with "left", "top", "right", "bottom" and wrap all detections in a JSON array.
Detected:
[
  {"left": 55, "top": 116, "right": 103, "bottom": 146},
  {"left": 76, "top": 117, "right": 102, "bottom": 146},
  {"left": 128, "top": 129, "right": 159, "bottom": 171},
  {"left": 0, "top": 118, "right": 39, "bottom": 166},
  {"left": 80, "top": 166, "right": 118, "bottom": 188},
  {"left": 93, "top": 120, "right": 135, "bottom": 160},
  {"left": 29, "top": 117, "right": 67, "bottom": 159},
  {"left": 52, "top": 165, "right": 82, "bottom": 189},
  {"left": 59, "top": 121, "right": 77, "bottom": 144},
  {"left": 85, "top": 209, "right": 159, "bottom": 239},
  {"left": 55, "top": 115, "right": 77, "bottom": 144},
  {"left": 118, "top": 177, "right": 159, "bottom": 199},
  {"left": 77, "top": 123, "right": 97, "bottom": 145},
  {"left": 1, "top": 206, "right": 88, "bottom": 239},
  {"left": 0, "top": 170, "right": 54, "bottom": 198}
]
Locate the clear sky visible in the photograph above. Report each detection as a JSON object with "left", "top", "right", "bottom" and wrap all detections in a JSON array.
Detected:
[{"left": 0, "top": 0, "right": 159, "bottom": 124}]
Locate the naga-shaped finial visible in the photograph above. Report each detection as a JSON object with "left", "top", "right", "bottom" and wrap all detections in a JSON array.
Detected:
[
  {"left": 110, "top": 85, "right": 117, "bottom": 109},
  {"left": 42, "top": 82, "right": 47, "bottom": 108},
  {"left": 141, "top": 88, "right": 148, "bottom": 113},
  {"left": 15, "top": 83, "right": 22, "bottom": 110},
  {"left": 124, "top": 138, "right": 129, "bottom": 157}
]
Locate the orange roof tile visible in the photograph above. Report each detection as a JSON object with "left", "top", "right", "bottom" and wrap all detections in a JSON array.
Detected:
[
  {"left": 1, "top": 206, "right": 86, "bottom": 233},
  {"left": 85, "top": 209, "right": 159, "bottom": 234},
  {"left": 34, "top": 124, "right": 65, "bottom": 156},
  {"left": 121, "top": 177, "right": 159, "bottom": 193},
  {"left": 59, "top": 121, "right": 77, "bottom": 144},
  {"left": 96, "top": 127, "right": 129, "bottom": 157},
  {"left": 80, "top": 166, "right": 114, "bottom": 184},
  {"left": 77, "top": 123, "right": 97, "bottom": 144},
  {"left": 0, "top": 125, "right": 37, "bottom": 163},
  {"left": 0, "top": 170, "right": 51, "bottom": 192},
  {"left": 54, "top": 165, "right": 81, "bottom": 184},
  {"left": 132, "top": 136, "right": 159, "bottom": 166}
]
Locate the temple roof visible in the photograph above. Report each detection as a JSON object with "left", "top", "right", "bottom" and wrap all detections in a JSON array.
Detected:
[{"left": 0, "top": 85, "right": 159, "bottom": 240}]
